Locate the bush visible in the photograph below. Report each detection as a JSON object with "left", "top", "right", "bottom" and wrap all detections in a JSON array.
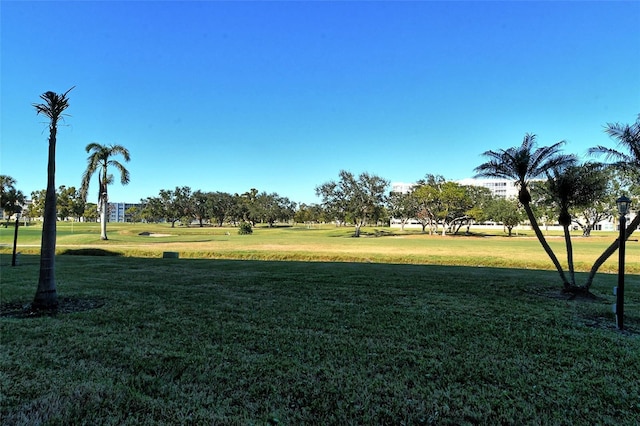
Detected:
[{"left": 238, "top": 222, "right": 253, "bottom": 235}]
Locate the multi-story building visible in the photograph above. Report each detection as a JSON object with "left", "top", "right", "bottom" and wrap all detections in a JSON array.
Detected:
[
  {"left": 456, "top": 178, "right": 519, "bottom": 199},
  {"left": 391, "top": 178, "right": 519, "bottom": 198},
  {"left": 107, "top": 202, "right": 142, "bottom": 223}
]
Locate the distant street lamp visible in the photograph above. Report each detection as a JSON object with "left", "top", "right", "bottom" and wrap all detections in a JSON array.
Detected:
[
  {"left": 614, "top": 195, "right": 631, "bottom": 330},
  {"left": 11, "top": 212, "right": 21, "bottom": 267}
]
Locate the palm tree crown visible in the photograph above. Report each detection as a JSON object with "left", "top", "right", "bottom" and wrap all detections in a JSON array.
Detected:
[
  {"left": 80, "top": 143, "right": 131, "bottom": 240},
  {"left": 588, "top": 114, "right": 640, "bottom": 172},
  {"left": 474, "top": 134, "right": 576, "bottom": 204},
  {"left": 80, "top": 143, "right": 131, "bottom": 201}
]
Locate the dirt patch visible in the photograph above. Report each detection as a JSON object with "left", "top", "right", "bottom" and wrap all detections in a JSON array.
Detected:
[{"left": 0, "top": 297, "right": 105, "bottom": 319}]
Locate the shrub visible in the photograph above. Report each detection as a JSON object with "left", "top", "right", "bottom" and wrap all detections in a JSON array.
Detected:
[{"left": 238, "top": 222, "right": 253, "bottom": 235}]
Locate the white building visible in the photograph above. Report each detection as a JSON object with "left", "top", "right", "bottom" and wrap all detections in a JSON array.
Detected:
[
  {"left": 391, "top": 179, "right": 519, "bottom": 198},
  {"left": 107, "top": 202, "right": 141, "bottom": 222},
  {"left": 456, "top": 178, "right": 519, "bottom": 198}
]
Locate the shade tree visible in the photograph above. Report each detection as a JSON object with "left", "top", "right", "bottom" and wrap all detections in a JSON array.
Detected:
[{"left": 316, "top": 170, "right": 389, "bottom": 237}]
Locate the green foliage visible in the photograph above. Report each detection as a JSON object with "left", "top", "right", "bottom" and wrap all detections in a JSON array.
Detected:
[{"left": 238, "top": 221, "right": 253, "bottom": 235}]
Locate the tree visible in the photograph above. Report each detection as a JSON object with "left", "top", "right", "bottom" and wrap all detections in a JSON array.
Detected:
[
  {"left": 585, "top": 114, "right": 640, "bottom": 288},
  {"left": 125, "top": 205, "right": 142, "bottom": 223},
  {"left": 57, "top": 185, "right": 84, "bottom": 221},
  {"left": 462, "top": 185, "right": 494, "bottom": 234},
  {"left": 83, "top": 203, "right": 99, "bottom": 222},
  {"left": 26, "top": 189, "right": 46, "bottom": 220},
  {"left": 192, "top": 190, "right": 210, "bottom": 227},
  {"left": 157, "top": 186, "right": 193, "bottom": 227},
  {"left": 253, "top": 192, "right": 296, "bottom": 227},
  {"left": 387, "top": 191, "right": 418, "bottom": 231},
  {"left": 80, "top": 143, "right": 131, "bottom": 240},
  {"left": 474, "top": 134, "right": 576, "bottom": 288},
  {"left": 316, "top": 170, "right": 389, "bottom": 237},
  {"left": 435, "top": 181, "right": 470, "bottom": 236},
  {"left": 32, "top": 87, "right": 73, "bottom": 309},
  {"left": 0, "top": 175, "right": 25, "bottom": 222},
  {"left": 295, "top": 203, "right": 325, "bottom": 226},
  {"left": 204, "top": 191, "right": 235, "bottom": 227},
  {"left": 542, "top": 164, "right": 607, "bottom": 286},
  {"left": 485, "top": 197, "right": 523, "bottom": 236},
  {"left": 412, "top": 175, "right": 444, "bottom": 234}
]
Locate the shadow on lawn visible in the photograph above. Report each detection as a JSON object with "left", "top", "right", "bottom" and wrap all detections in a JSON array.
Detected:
[{"left": 0, "top": 297, "right": 105, "bottom": 319}]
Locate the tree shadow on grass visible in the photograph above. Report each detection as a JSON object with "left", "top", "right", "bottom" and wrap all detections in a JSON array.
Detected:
[
  {"left": 0, "top": 296, "right": 105, "bottom": 319},
  {"left": 60, "top": 248, "right": 122, "bottom": 256}
]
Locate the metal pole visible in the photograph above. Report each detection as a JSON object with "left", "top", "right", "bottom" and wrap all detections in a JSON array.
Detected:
[
  {"left": 616, "top": 214, "right": 626, "bottom": 330},
  {"left": 11, "top": 216, "right": 19, "bottom": 267}
]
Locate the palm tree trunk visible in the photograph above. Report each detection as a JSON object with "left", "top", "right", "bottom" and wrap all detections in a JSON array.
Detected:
[
  {"left": 522, "top": 202, "right": 570, "bottom": 288},
  {"left": 563, "top": 225, "right": 576, "bottom": 287},
  {"left": 33, "top": 125, "right": 59, "bottom": 309},
  {"left": 583, "top": 213, "right": 640, "bottom": 289},
  {"left": 100, "top": 195, "right": 108, "bottom": 240}
]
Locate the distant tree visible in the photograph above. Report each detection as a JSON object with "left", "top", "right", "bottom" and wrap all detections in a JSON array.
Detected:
[
  {"left": 253, "top": 192, "right": 296, "bottom": 227},
  {"left": 25, "top": 189, "right": 46, "bottom": 220},
  {"left": 80, "top": 143, "right": 131, "bottom": 240},
  {"left": 207, "top": 191, "right": 235, "bottom": 227},
  {"left": 240, "top": 188, "right": 260, "bottom": 225},
  {"left": 192, "top": 190, "right": 210, "bottom": 227},
  {"left": 0, "top": 175, "right": 25, "bottom": 221},
  {"left": 435, "top": 181, "right": 470, "bottom": 235},
  {"left": 475, "top": 134, "right": 576, "bottom": 289},
  {"left": 125, "top": 205, "right": 142, "bottom": 223},
  {"left": 32, "top": 87, "right": 73, "bottom": 309},
  {"left": 316, "top": 170, "right": 389, "bottom": 237},
  {"left": 295, "top": 203, "right": 325, "bottom": 226},
  {"left": 83, "top": 202, "right": 99, "bottom": 222},
  {"left": 411, "top": 175, "right": 444, "bottom": 234},
  {"left": 387, "top": 190, "right": 418, "bottom": 231},
  {"left": 139, "top": 197, "right": 164, "bottom": 223},
  {"left": 57, "top": 185, "right": 84, "bottom": 221},
  {"left": 462, "top": 185, "right": 494, "bottom": 234},
  {"left": 485, "top": 197, "right": 523, "bottom": 236},
  {"left": 158, "top": 186, "right": 193, "bottom": 227}
]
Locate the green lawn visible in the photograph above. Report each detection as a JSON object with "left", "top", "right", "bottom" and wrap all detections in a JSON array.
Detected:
[
  {"left": 1, "top": 221, "right": 638, "bottom": 274},
  {"left": 1, "top": 224, "right": 639, "bottom": 424}
]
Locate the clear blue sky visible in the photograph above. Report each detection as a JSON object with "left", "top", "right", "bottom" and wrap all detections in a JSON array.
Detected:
[{"left": 2, "top": 1, "right": 639, "bottom": 205}]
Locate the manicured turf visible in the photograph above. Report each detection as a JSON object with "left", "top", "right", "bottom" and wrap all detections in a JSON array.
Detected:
[{"left": 1, "top": 247, "right": 639, "bottom": 424}]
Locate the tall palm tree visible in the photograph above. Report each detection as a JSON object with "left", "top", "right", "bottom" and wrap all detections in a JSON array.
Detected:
[
  {"left": 80, "top": 143, "right": 131, "bottom": 240},
  {"left": 32, "top": 87, "right": 73, "bottom": 309},
  {"left": 474, "top": 133, "right": 576, "bottom": 288},
  {"left": 585, "top": 115, "right": 640, "bottom": 288}
]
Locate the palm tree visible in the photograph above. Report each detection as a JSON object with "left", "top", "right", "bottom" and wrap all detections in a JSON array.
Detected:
[
  {"left": 0, "top": 175, "right": 24, "bottom": 220},
  {"left": 474, "top": 133, "right": 576, "bottom": 288},
  {"left": 32, "top": 87, "right": 73, "bottom": 309},
  {"left": 80, "top": 143, "right": 131, "bottom": 240},
  {"left": 585, "top": 115, "right": 640, "bottom": 289},
  {"left": 543, "top": 164, "right": 607, "bottom": 288}
]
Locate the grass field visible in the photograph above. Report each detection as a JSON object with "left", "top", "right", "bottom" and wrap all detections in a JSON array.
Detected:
[
  {"left": 1, "top": 221, "right": 639, "bottom": 274},
  {"left": 1, "top": 223, "right": 639, "bottom": 424}
]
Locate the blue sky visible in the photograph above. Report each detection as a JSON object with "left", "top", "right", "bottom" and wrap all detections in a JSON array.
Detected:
[{"left": 2, "top": 1, "right": 639, "bottom": 205}]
